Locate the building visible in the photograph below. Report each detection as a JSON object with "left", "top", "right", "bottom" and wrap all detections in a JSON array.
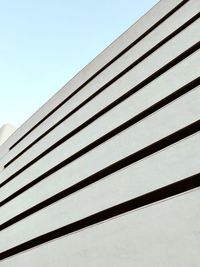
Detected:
[
  {"left": 0, "top": 0, "right": 200, "bottom": 266},
  {"left": 0, "top": 124, "right": 16, "bottom": 147}
]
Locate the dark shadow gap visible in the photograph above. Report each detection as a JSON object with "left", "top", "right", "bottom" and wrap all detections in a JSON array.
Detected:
[
  {"left": 1, "top": 37, "right": 200, "bottom": 189},
  {"left": 0, "top": 118, "right": 199, "bottom": 209},
  {"left": 0, "top": 172, "right": 199, "bottom": 260},
  {"left": 0, "top": 78, "right": 199, "bottom": 229}
]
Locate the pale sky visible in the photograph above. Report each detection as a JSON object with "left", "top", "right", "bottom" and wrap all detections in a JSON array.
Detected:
[{"left": 0, "top": 0, "right": 158, "bottom": 128}]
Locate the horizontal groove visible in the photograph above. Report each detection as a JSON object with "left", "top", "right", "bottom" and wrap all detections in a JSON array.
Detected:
[
  {"left": 0, "top": 78, "right": 199, "bottom": 229},
  {"left": 8, "top": 0, "right": 190, "bottom": 151},
  {"left": 0, "top": 117, "right": 199, "bottom": 210},
  {"left": 0, "top": 172, "right": 199, "bottom": 261},
  {"left": 1, "top": 36, "right": 200, "bottom": 189}
]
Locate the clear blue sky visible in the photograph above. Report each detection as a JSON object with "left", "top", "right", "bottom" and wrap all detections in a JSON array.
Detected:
[{"left": 0, "top": 0, "right": 158, "bottom": 128}]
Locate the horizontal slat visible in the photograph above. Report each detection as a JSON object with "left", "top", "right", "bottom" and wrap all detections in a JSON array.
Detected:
[
  {"left": 0, "top": 3, "right": 199, "bottom": 168},
  {"left": 0, "top": 1, "right": 199, "bottom": 265},
  {"left": 0, "top": 0, "right": 188, "bottom": 159},
  {"left": 1, "top": 183, "right": 200, "bottom": 265},
  {"left": 0, "top": 88, "right": 199, "bottom": 205},
  {"left": 0, "top": 20, "right": 199, "bottom": 185},
  {"left": 1, "top": 53, "right": 200, "bottom": 189},
  {"left": 1, "top": 58, "right": 200, "bottom": 192},
  {"left": 0, "top": 132, "right": 199, "bottom": 236}
]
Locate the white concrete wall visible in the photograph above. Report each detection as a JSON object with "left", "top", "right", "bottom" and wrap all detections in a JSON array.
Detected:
[
  {"left": 0, "top": 0, "right": 200, "bottom": 266},
  {"left": 1, "top": 189, "right": 200, "bottom": 267}
]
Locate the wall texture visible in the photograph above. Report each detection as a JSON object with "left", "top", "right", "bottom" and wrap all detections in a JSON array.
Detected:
[{"left": 0, "top": 0, "right": 200, "bottom": 266}]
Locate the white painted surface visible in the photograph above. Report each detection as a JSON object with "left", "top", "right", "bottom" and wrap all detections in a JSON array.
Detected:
[
  {"left": 0, "top": 132, "right": 199, "bottom": 226},
  {"left": 1, "top": 189, "right": 200, "bottom": 267},
  {"left": 0, "top": 133, "right": 199, "bottom": 251},
  {"left": 0, "top": 0, "right": 199, "bottom": 265},
  {"left": 1, "top": 47, "right": 200, "bottom": 177},
  {"left": 0, "top": 87, "right": 199, "bottom": 202}
]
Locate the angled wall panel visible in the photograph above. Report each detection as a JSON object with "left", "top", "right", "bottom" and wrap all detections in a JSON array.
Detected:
[{"left": 0, "top": 0, "right": 200, "bottom": 266}]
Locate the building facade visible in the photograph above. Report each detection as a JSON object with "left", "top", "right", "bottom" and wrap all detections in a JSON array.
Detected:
[{"left": 0, "top": 0, "right": 200, "bottom": 265}]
